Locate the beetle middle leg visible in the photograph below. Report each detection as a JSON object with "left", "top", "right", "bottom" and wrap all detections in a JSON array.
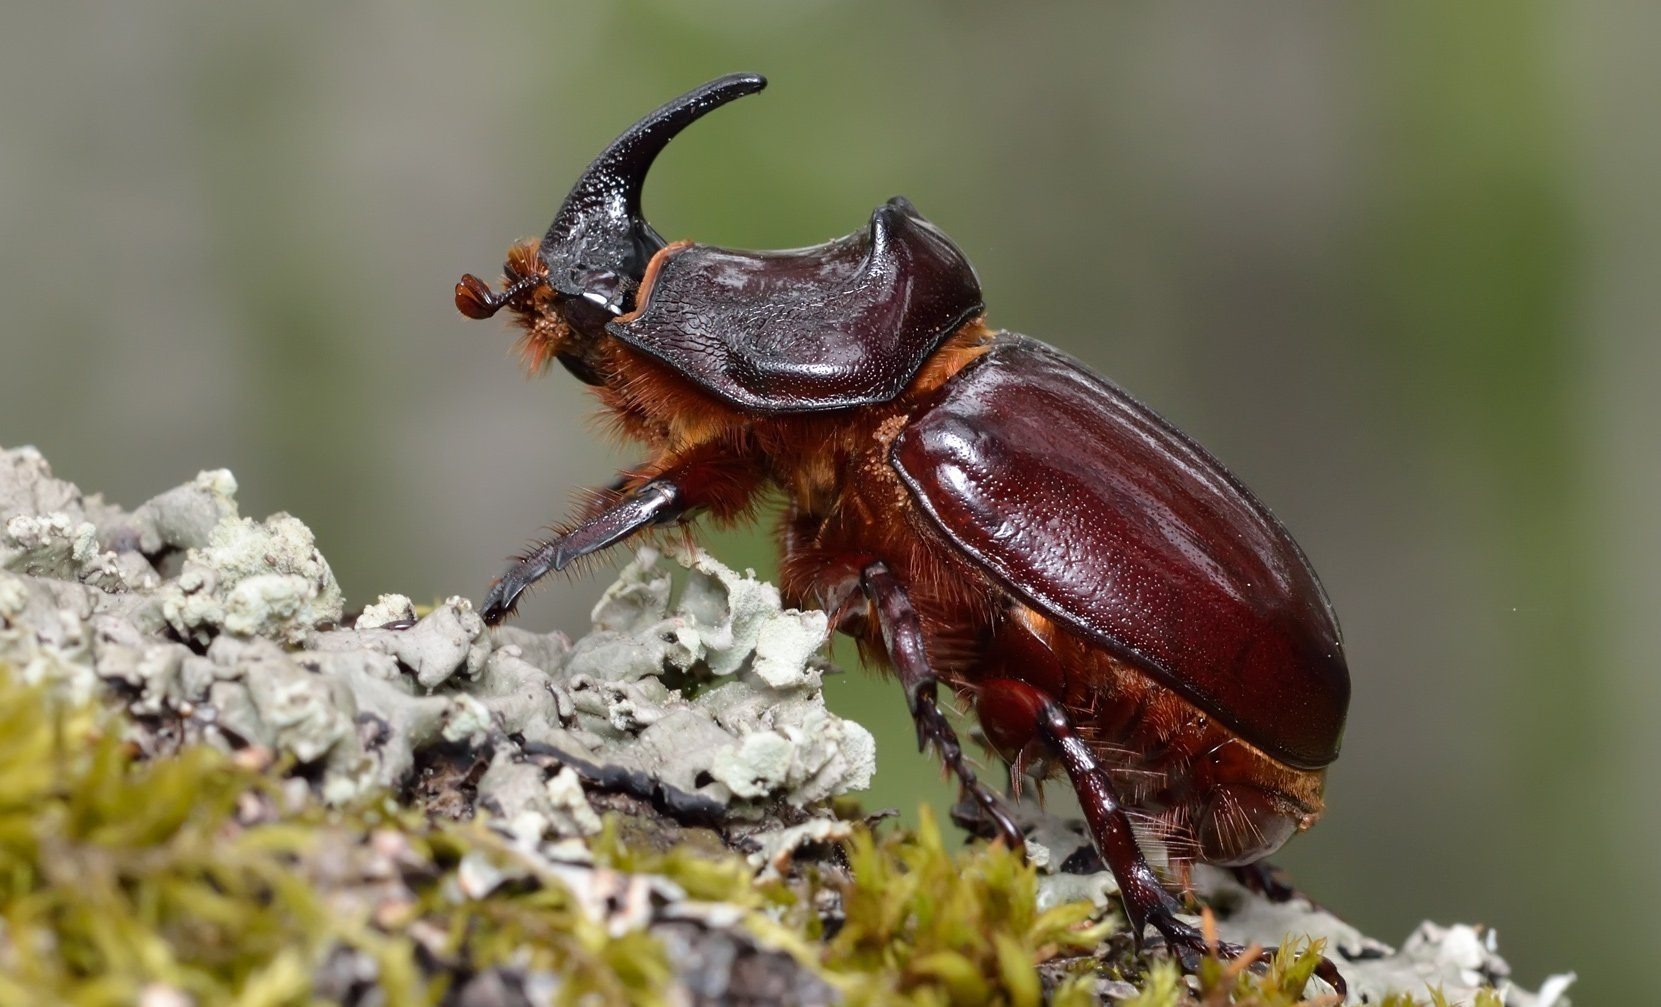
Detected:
[
  {"left": 1023, "top": 688, "right": 1348, "bottom": 995},
  {"left": 860, "top": 561, "right": 1025, "bottom": 850}
]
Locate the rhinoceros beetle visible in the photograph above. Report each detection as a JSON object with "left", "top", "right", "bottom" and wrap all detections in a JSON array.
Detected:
[{"left": 456, "top": 73, "right": 1350, "bottom": 992}]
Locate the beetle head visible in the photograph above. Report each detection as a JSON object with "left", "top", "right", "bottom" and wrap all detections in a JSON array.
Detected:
[{"left": 455, "top": 73, "right": 767, "bottom": 381}]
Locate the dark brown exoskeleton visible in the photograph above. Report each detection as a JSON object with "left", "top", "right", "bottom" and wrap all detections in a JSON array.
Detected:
[{"left": 456, "top": 73, "right": 1350, "bottom": 992}]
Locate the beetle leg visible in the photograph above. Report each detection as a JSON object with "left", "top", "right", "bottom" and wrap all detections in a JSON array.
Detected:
[
  {"left": 860, "top": 561, "right": 1025, "bottom": 851},
  {"left": 481, "top": 480, "right": 682, "bottom": 625},
  {"left": 1229, "top": 861, "right": 1301, "bottom": 904},
  {"left": 1034, "top": 699, "right": 1347, "bottom": 997}
]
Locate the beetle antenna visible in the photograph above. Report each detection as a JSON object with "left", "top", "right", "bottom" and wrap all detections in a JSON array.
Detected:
[{"left": 455, "top": 272, "right": 543, "bottom": 320}]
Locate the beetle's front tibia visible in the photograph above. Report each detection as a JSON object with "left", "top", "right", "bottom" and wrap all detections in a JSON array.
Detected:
[
  {"left": 480, "top": 481, "right": 682, "bottom": 625},
  {"left": 860, "top": 561, "right": 1025, "bottom": 851},
  {"left": 480, "top": 449, "right": 769, "bottom": 626}
]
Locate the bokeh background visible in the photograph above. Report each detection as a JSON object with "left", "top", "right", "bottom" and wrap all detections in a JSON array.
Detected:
[{"left": 3, "top": 3, "right": 1654, "bottom": 1000}]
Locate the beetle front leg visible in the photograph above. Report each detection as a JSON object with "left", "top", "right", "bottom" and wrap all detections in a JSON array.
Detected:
[
  {"left": 480, "top": 480, "right": 684, "bottom": 625},
  {"left": 860, "top": 561, "right": 1025, "bottom": 851},
  {"left": 1032, "top": 698, "right": 1347, "bottom": 996},
  {"left": 482, "top": 447, "right": 765, "bottom": 625}
]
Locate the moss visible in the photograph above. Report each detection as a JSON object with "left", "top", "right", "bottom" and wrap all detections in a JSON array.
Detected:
[
  {"left": 811, "top": 807, "right": 1106, "bottom": 1006},
  {"left": 0, "top": 669, "right": 672, "bottom": 1006},
  {"left": 1113, "top": 939, "right": 1510, "bottom": 1007},
  {"left": 1115, "top": 942, "right": 1331, "bottom": 1007}
]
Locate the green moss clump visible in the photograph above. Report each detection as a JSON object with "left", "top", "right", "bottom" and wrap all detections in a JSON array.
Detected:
[
  {"left": 816, "top": 806, "right": 1108, "bottom": 1006},
  {"left": 594, "top": 805, "right": 1110, "bottom": 1004},
  {"left": 1121, "top": 943, "right": 1334, "bottom": 1007},
  {"left": 1118, "top": 939, "right": 1507, "bottom": 1006},
  {"left": 0, "top": 669, "right": 671, "bottom": 1006}
]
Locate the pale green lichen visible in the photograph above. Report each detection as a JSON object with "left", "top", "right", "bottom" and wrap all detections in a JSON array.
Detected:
[
  {"left": 0, "top": 446, "right": 875, "bottom": 816},
  {"left": 0, "top": 568, "right": 102, "bottom": 705},
  {"left": 121, "top": 466, "right": 241, "bottom": 555},
  {"left": 0, "top": 445, "right": 148, "bottom": 593},
  {"left": 509, "top": 546, "right": 875, "bottom": 811},
  {"left": 355, "top": 592, "right": 416, "bottom": 630},
  {"left": 678, "top": 547, "right": 831, "bottom": 685},
  {"left": 478, "top": 750, "right": 603, "bottom": 842},
  {"left": 157, "top": 511, "right": 344, "bottom": 646}
]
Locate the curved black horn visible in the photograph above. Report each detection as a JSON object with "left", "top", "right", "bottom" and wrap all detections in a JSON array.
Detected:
[{"left": 540, "top": 73, "right": 767, "bottom": 305}]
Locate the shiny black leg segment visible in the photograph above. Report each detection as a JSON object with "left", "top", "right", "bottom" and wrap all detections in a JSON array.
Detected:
[
  {"left": 860, "top": 562, "right": 1025, "bottom": 851},
  {"left": 481, "top": 480, "right": 681, "bottom": 625},
  {"left": 1034, "top": 699, "right": 1346, "bottom": 997},
  {"left": 1230, "top": 861, "right": 1299, "bottom": 904}
]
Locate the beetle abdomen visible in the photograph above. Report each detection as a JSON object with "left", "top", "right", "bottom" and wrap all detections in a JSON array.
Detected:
[
  {"left": 607, "top": 198, "right": 982, "bottom": 413},
  {"left": 891, "top": 335, "right": 1349, "bottom": 770}
]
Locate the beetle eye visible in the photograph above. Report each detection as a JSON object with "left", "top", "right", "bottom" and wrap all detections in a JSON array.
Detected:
[{"left": 1194, "top": 784, "right": 1298, "bottom": 866}]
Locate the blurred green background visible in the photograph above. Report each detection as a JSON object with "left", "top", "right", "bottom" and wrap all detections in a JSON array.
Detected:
[{"left": 3, "top": 2, "right": 1654, "bottom": 1000}]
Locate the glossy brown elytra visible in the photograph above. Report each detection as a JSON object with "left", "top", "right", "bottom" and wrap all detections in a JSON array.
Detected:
[{"left": 456, "top": 73, "right": 1351, "bottom": 993}]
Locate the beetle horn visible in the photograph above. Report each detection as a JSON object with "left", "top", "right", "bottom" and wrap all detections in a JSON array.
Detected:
[{"left": 539, "top": 72, "right": 767, "bottom": 308}]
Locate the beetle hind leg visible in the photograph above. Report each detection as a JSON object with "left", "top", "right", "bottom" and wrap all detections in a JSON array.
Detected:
[
  {"left": 1029, "top": 689, "right": 1348, "bottom": 997},
  {"left": 860, "top": 561, "right": 1024, "bottom": 851}
]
